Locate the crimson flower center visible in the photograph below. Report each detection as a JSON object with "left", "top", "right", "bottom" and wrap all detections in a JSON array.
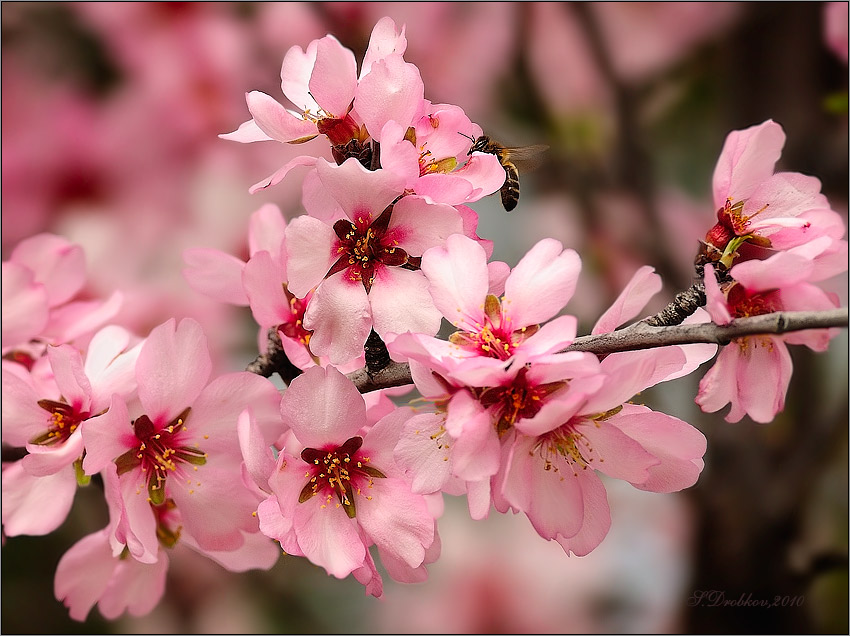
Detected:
[
  {"left": 449, "top": 295, "right": 539, "bottom": 361},
  {"left": 299, "top": 436, "right": 386, "bottom": 518},
  {"left": 114, "top": 407, "right": 207, "bottom": 505},
  {"left": 329, "top": 205, "right": 408, "bottom": 292},
  {"left": 476, "top": 368, "right": 566, "bottom": 435},
  {"left": 31, "top": 400, "right": 88, "bottom": 446}
]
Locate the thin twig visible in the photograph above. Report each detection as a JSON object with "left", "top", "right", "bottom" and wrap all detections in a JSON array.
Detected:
[
  {"left": 245, "top": 328, "right": 303, "bottom": 384},
  {"left": 344, "top": 308, "right": 848, "bottom": 393}
]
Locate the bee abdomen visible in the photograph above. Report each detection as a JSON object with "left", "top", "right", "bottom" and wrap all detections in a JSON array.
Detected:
[{"left": 500, "top": 162, "right": 520, "bottom": 212}]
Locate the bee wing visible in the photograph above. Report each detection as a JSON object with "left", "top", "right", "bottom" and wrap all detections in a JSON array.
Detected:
[{"left": 503, "top": 144, "right": 549, "bottom": 171}]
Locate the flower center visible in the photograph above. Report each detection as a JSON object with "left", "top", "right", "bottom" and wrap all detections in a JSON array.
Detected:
[
  {"left": 279, "top": 286, "right": 312, "bottom": 347},
  {"left": 727, "top": 284, "right": 782, "bottom": 318},
  {"left": 114, "top": 407, "right": 207, "bottom": 505},
  {"left": 448, "top": 295, "right": 539, "bottom": 361},
  {"left": 328, "top": 204, "right": 408, "bottom": 292},
  {"left": 29, "top": 399, "right": 88, "bottom": 446},
  {"left": 475, "top": 367, "right": 566, "bottom": 435},
  {"left": 298, "top": 436, "right": 386, "bottom": 518},
  {"left": 535, "top": 406, "right": 622, "bottom": 475},
  {"left": 706, "top": 198, "right": 772, "bottom": 252}
]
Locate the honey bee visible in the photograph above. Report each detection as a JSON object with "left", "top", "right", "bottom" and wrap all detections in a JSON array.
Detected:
[{"left": 463, "top": 134, "right": 549, "bottom": 212}]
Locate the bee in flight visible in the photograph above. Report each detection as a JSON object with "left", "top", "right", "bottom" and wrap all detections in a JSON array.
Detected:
[{"left": 461, "top": 134, "right": 549, "bottom": 212}]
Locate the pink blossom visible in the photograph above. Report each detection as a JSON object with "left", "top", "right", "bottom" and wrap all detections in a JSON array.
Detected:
[
  {"left": 389, "top": 233, "right": 582, "bottom": 382},
  {"left": 697, "top": 245, "right": 844, "bottom": 423},
  {"left": 1, "top": 326, "right": 141, "bottom": 536},
  {"left": 248, "top": 366, "right": 435, "bottom": 596},
  {"left": 1, "top": 234, "right": 122, "bottom": 356},
  {"left": 54, "top": 479, "right": 279, "bottom": 623},
  {"left": 54, "top": 528, "right": 169, "bottom": 622},
  {"left": 81, "top": 318, "right": 283, "bottom": 563},
  {"left": 378, "top": 108, "right": 505, "bottom": 206},
  {"left": 285, "top": 158, "right": 463, "bottom": 364},
  {"left": 705, "top": 120, "right": 842, "bottom": 257},
  {"left": 220, "top": 17, "right": 424, "bottom": 192},
  {"left": 495, "top": 347, "right": 707, "bottom": 556},
  {"left": 824, "top": 2, "right": 849, "bottom": 64}
]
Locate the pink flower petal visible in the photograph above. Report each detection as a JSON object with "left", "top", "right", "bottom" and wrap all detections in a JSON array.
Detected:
[
  {"left": 414, "top": 174, "right": 475, "bottom": 205},
  {"left": 449, "top": 407, "right": 501, "bottom": 482},
  {"left": 378, "top": 120, "right": 423, "bottom": 187},
  {"left": 44, "top": 291, "right": 123, "bottom": 345},
  {"left": 293, "top": 498, "right": 366, "bottom": 578},
  {"left": 283, "top": 214, "right": 337, "bottom": 299},
  {"left": 243, "top": 251, "right": 289, "bottom": 328},
  {"left": 54, "top": 529, "right": 118, "bottom": 621},
  {"left": 394, "top": 413, "right": 453, "bottom": 494},
  {"left": 451, "top": 153, "right": 506, "bottom": 201},
  {"left": 518, "top": 314, "right": 579, "bottom": 358},
  {"left": 281, "top": 39, "right": 319, "bottom": 110},
  {"left": 610, "top": 404, "right": 706, "bottom": 492},
  {"left": 46, "top": 344, "right": 92, "bottom": 413},
  {"left": 302, "top": 273, "right": 372, "bottom": 365},
  {"left": 504, "top": 239, "right": 581, "bottom": 327},
  {"left": 84, "top": 326, "right": 141, "bottom": 411},
  {"left": 421, "top": 233, "right": 489, "bottom": 329},
  {"left": 573, "top": 419, "right": 657, "bottom": 483},
  {"left": 169, "top": 458, "right": 257, "bottom": 553},
  {"left": 302, "top": 167, "right": 347, "bottom": 223},
  {"left": 2, "top": 262, "right": 48, "bottom": 346},
  {"left": 248, "top": 154, "right": 318, "bottom": 194},
  {"left": 356, "top": 55, "right": 425, "bottom": 141},
  {"left": 730, "top": 249, "right": 814, "bottom": 291},
  {"left": 499, "top": 434, "right": 584, "bottom": 539},
  {"left": 712, "top": 119, "right": 784, "bottom": 206},
  {"left": 10, "top": 233, "right": 86, "bottom": 306},
  {"left": 554, "top": 469, "right": 611, "bottom": 556},
  {"left": 357, "top": 477, "right": 434, "bottom": 568},
  {"left": 248, "top": 203, "right": 288, "bottom": 261},
  {"left": 735, "top": 337, "right": 793, "bottom": 423},
  {"left": 246, "top": 91, "right": 317, "bottom": 143},
  {"left": 592, "top": 265, "right": 662, "bottom": 334},
  {"left": 1, "top": 461, "right": 76, "bottom": 536},
  {"left": 316, "top": 158, "right": 403, "bottom": 224},
  {"left": 703, "top": 264, "right": 732, "bottom": 325},
  {"left": 369, "top": 267, "right": 443, "bottom": 341},
  {"left": 136, "top": 318, "right": 211, "bottom": 424},
  {"left": 184, "top": 529, "right": 279, "bottom": 573},
  {"left": 219, "top": 118, "right": 274, "bottom": 143},
  {"left": 388, "top": 197, "right": 465, "bottom": 256},
  {"left": 96, "top": 550, "right": 168, "bottom": 620},
  {"left": 361, "top": 16, "right": 407, "bottom": 78},
  {"left": 309, "top": 35, "right": 358, "bottom": 117},
  {"left": 81, "top": 395, "right": 134, "bottom": 475},
  {"left": 745, "top": 171, "right": 829, "bottom": 224},
  {"left": 1, "top": 362, "right": 50, "bottom": 446},
  {"left": 23, "top": 429, "right": 84, "bottom": 477},
  {"left": 182, "top": 248, "right": 249, "bottom": 306},
  {"left": 237, "top": 410, "right": 278, "bottom": 493},
  {"left": 581, "top": 347, "right": 690, "bottom": 414},
  {"left": 190, "top": 372, "right": 284, "bottom": 448},
  {"left": 280, "top": 365, "right": 367, "bottom": 448}
]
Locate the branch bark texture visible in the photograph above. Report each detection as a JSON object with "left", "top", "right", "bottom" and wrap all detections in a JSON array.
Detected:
[{"left": 347, "top": 308, "right": 848, "bottom": 392}]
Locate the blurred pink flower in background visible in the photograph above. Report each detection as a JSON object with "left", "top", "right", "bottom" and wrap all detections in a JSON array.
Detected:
[
  {"left": 378, "top": 482, "right": 696, "bottom": 634},
  {"left": 823, "top": 2, "right": 849, "bottom": 64}
]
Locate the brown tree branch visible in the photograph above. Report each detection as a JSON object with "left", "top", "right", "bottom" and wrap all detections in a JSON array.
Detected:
[
  {"left": 565, "top": 307, "right": 849, "bottom": 354},
  {"left": 344, "top": 308, "right": 848, "bottom": 393}
]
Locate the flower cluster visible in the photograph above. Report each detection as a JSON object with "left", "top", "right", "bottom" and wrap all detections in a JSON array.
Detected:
[
  {"left": 2, "top": 16, "right": 846, "bottom": 624},
  {"left": 695, "top": 120, "right": 847, "bottom": 422}
]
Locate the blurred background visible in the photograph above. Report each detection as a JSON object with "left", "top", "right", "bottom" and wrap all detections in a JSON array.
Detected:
[{"left": 2, "top": 2, "right": 847, "bottom": 633}]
